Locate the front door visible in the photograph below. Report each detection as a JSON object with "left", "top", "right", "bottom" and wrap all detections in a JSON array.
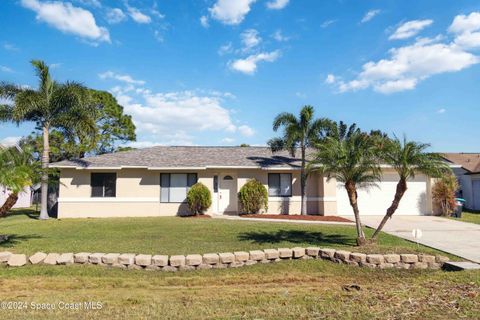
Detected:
[{"left": 218, "top": 174, "right": 237, "bottom": 214}]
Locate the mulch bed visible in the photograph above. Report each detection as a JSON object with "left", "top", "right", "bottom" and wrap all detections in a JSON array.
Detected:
[
  {"left": 180, "top": 215, "right": 212, "bottom": 218},
  {"left": 240, "top": 214, "right": 352, "bottom": 222}
]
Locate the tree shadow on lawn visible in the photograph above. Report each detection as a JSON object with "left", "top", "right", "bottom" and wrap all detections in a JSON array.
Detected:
[
  {"left": 238, "top": 230, "right": 354, "bottom": 246},
  {"left": 0, "top": 234, "right": 42, "bottom": 249},
  {"left": 4, "top": 208, "right": 40, "bottom": 220}
]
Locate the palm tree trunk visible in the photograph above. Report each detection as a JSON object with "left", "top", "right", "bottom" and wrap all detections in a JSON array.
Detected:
[
  {"left": 39, "top": 124, "right": 50, "bottom": 220},
  {"left": 345, "top": 181, "right": 366, "bottom": 245},
  {"left": 300, "top": 145, "right": 307, "bottom": 215},
  {"left": 0, "top": 192, "right": 18, "bottom": 217},
  {"left": 372, "top": 178, "right": 407, "bottom": 239}
]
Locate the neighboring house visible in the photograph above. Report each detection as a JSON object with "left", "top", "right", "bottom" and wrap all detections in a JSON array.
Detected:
[
  {"left": 0, "top": 185, "right": 32, "bottom": 208},
  {"left": 51, "top": 146, "right": 442, "bottom": 219},
  {"left": 442, "top": 153, "right": 480, "bottom": 210}
]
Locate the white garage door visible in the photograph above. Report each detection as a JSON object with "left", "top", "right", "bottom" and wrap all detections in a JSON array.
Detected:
[{"left": 337, "top": 173, "right": 428, "bottom": 216}]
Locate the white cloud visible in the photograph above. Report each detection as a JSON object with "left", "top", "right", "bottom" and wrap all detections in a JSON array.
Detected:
[
  {"left": 106, "top": 8, "right": 126, "bottom": 24},
  {"left": 218, "top": 42, "right": 233, "bottom": 56},
  {"left": 361, "top": 9, "right": 381, "bottom": 23},
  {"left": 295, "top": 92, "right": 307, "bottom": 99},
  {"left": 21, "top": 0, "right": 110, "bottom": 43},
  {"left": 320, "top": 19, "right": 336, "bottom": 28},
  {"left": 437, "top": 108, "right": 446, "bottom": 114},
  {"left": 389, "top": 19, "right": 433, "bottom": 40},
  {"left": 127, "top": 5, "right": 151, "bottom": 24},
  {"left": 0, "top": 136, "right": 22, "bottom": 147},
  {"left": 241, "top": 29, "right": 261, "bottom": 51},
  {"left": 3, "top": 43, "right": 19, "bottom": 51},
  {"left": 229, "top": 51, "right": 280, "bottom": 75},
  {"left": 266, "top": 0, "right": 289, "bottom": 10},
  {"left": 325, "top": 74, "right": 336, "bottom": 84},
  {"left": 272, "top": 30, "right": 289, "bottom": 42},
  {"left": 76, "top": 0, "right": 101, "bottom": 7},
  {"left": 449, "top": 12, "right": 480, "bottom": 49},
  {"left": 200, "top": 15, "right": 209, "bottom": 28},
  {"left": 221, "top": 137, "right": 235, "bottom": 143},
  {"left": 99, "top": 71, "right": 145, "bottom": 85},
  {"left": 209, "top": 0, "right": 256, "bottom": 25},
  {"left": 238, "top": 125, "right": 255, "bottom": 137},
  {"left": 0, "top": 66, "right": 13, "bottom": 73},
  {"left": 329, "top": 13, "right": 480, "bottom": 94}
]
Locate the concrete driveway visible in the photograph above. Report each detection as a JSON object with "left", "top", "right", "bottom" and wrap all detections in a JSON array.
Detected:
[{"left": 358, "top": 215, "right": 480, "bottom": 263}]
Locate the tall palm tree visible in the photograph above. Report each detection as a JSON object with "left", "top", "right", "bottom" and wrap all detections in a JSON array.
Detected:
[
  {"left": 312, "top": 127, "right": 381, "bottom": 245},
  {"left": 0, "top": 60, "right": 95, "bottom": 219},
  {"left": 268, "top": 106, "right": 331, "bottom": 215},
  {"left": 371, "top": 136, "right": 449, "bottom": 239},
  {"left": 0, "top": 146, "right": 38, "bottom": 217}
]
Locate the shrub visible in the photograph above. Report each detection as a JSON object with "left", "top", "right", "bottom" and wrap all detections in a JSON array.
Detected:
[
  {"left": 239, "top": 179, "right": 268, "bottom": 214},
  {"left": 432, "top": 174, "right": 459, "bottom": 216},
  {"left": 187, "top": 182, "right": 212, "bottom": 216}
]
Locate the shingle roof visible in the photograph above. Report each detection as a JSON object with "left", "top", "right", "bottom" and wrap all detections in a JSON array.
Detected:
[
  {"left": 50, "top": 146, "right": 312, "bottom": 169},
  {"left": 442, "top": 153, "right": 480, "bottom": 173}
]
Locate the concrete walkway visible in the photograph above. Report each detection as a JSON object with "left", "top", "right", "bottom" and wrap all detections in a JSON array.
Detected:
[{"left": 358, "top": 215, "right": 480, "bottom": 263}]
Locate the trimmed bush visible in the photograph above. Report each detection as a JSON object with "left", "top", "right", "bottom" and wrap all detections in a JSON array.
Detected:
[
  {"left": 187, "top": 182, "right": 212, "bottom": 216},
  {"left": 239, "top": 179, "right": 268, "bottom": 214}
]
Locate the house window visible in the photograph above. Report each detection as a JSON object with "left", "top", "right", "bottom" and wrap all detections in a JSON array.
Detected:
[
  {"left": 160, "top": 173, "right": 197, "bottom": 203},
  {"left": 91, "top": 173, "right": 116, "bottom": 198},
  {"left": 268, "top": 173, "right": 292, "bottom": 197}
]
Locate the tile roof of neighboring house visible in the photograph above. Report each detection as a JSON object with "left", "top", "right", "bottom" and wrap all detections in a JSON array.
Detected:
[
  {"left": 50, "top": 146, "right": 316, "bottom": 169},
  {"left": 442, "top": 153, "right": 480, "bottom": 174}
]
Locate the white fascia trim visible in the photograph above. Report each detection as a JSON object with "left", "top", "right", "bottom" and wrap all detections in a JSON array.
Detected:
[
  {"left": 268, "top": 196, "right": 336, "bottom": 202},
  {"left": 147, "top": 167, "right": 207, "bottom": 171},
  {"left": 58, "top": 197, "right": 159, "bottom": 203}
]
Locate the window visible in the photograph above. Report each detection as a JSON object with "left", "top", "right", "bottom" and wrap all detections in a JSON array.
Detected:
[
  {"left": 91, "top": 173, "right": 116, "bottom": 197},
  {"left": 160, "top": 173, "right": 197, "bottom": 203},
  {"left": 223, "top": 175, "right": 233, "bottom": 180},
  {"left": 268, "top": 173, "right": 292, "bottom": 197}
]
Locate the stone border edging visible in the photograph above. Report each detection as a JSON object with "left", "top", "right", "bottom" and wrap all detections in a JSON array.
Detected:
[{"left": 0, "top": 248, "right": 450, "bottom": 271}]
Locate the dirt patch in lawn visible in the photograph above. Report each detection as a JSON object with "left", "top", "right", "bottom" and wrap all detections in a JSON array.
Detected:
[{"left": 240, "top": 214, "right": 352, "bottom": 222}]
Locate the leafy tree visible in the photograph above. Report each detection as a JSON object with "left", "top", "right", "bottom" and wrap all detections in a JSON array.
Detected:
[
  {"left": 20, "top": 90, "right": 136, "bottom": 161},
  {"left": 239, "top": 179, "right": 268, "bottom": 214},
  {"left": 268, "top": 105, "right": 331, "bottom": 215},
  {"left": 0, "top": 145, "right": 39, "bottom": 217},
  {"left": 187, "top": 182, "right": 212, "bottom": 216},
  {"left": 312, "top": 127, "right": 381, "bottom": 245},
  {"left": 0, "top": 60, "right": 96, "bottom": 219},
  {"left": 371, "top": 136, "right": 450, "bottom": 239}
]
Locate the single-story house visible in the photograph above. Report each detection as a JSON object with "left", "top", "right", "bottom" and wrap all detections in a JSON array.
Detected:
[
  {"left": 442, "top": 153, "right": 480, "bottom": 211},
  {"left": 0, "top": 185, "right": 32, "bottom": 208},
  {"left": 51, "top": 146, "right": 443, "bottom": 219}
]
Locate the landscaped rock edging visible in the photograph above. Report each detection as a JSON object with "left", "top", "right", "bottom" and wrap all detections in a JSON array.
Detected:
[{"left": 0, "top": 248, "right": 450, "bottom": 271}]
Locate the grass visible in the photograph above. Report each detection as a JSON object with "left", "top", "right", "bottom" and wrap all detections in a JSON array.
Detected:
[
  {"left": 449, "top": 210, "right": 480, "bottom": 225},
  {"left": 1, "top": 208, "right": 477, "bottom": 319},
  {"left": 1, "top": 209, "right": 450, "bottom": 257},
  {"left": 0, "top": 260, "right": 479, "bottom": 319}
]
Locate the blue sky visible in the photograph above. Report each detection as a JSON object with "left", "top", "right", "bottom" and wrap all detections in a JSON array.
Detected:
[{"left": 1, "top": 0, "right": 479, "bottom": 151}]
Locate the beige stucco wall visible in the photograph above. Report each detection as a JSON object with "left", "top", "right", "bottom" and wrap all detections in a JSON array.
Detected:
[{"left": 57, "top": 168, "right": 332, "bottom": 218}]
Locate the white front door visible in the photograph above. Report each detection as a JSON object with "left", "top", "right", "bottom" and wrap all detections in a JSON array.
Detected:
[
  {"left": 218, "top": 174, "right": 237, "bottom": 214},
  {"left": 473, "top": 180, "right": 480, "bottom": 210}
]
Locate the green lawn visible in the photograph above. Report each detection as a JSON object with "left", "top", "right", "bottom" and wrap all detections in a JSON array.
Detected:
[
  {"left": 450, "top": 210, "right": 480, "bottom": 225},
  {"left": 2, "top": 209, "right": 478, "bottom": 319},
  {"left": 1, "top": 209, "right": 449, "bottom": 256}
]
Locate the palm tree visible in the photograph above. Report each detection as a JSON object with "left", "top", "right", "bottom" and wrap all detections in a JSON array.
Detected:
[
  {"left": 371, "top": 136, "right": 449, "bottom": 239},
  {"left": 268, "top": 106, "right": 331, "bottom": 215},
  {"left": 0, "top": 60, "right": 95, "bottom": 219},
  {"left": 0, "top": 146, "right": 38, "bottom": 217},
  {"left": 312, "top": 126, "right": 381, "bottom": 245}
]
